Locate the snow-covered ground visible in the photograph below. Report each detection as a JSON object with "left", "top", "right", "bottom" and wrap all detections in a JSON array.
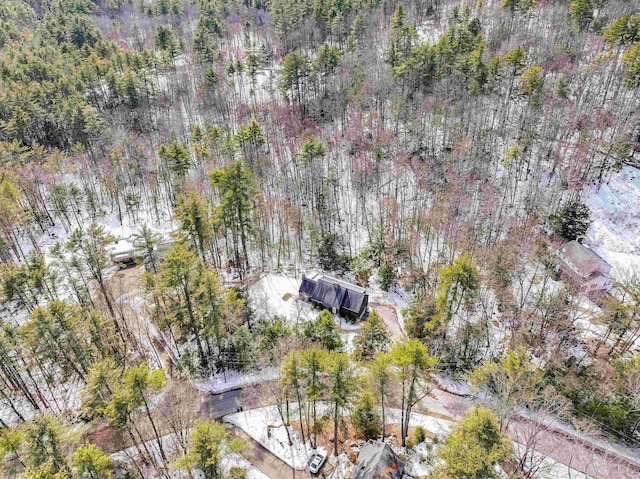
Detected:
[
  {"left": 110, "top": 428, "right": 270, "bottom": 479},
  {"left": 385, "top": 408, "right": 453, "bottom": 439},
  {"left": 0, "top": 375, "right": 84, "bottom": 427},
  {"left": 225, "top": 404, "right": 453, "bottom": 471},
  {"left": 571, "top": 296, "right": 607, "bottom": 341},
  {"left": 511, "top": 264, "right": 608, "bottom": 347},
  {"left": 513, "top": 443, "right": 590, "bottom": 479},
  {"left": 339, "top": 316, "right": 362, "bottom": 331},
  {"left": 328, "top": 453, "right": 351, "bottom": 479},
  {"left": 343, "top": 331, "right": 357, "bottom": 354},
  {"left": 400, "top": 440, "right": 435, "bottom": 478},
  {"left": 221, "top": 453, "right": 271, "bottom": 479},
  {"left": 226, "top": 403, "right": 600, "bottom": 479},
  {"left": 417, "top": 20, "right": 447, "bottom": 44},
  {"left": 32, "top": 202, "right": 178, "bottom": 264},
  {"left": 192, "top": 366, "right": 280, "bottom": 394},
  {"left": 226, "top": 406, "right": 323, "bottom": 470},
  {"left": 248, "top": 274, "right": 318, "bottom": 326},
  {"left": 586, "top": 165, "right": 640, "bottom": 281}
]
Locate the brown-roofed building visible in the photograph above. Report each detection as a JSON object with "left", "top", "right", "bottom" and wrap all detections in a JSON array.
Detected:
[
  {"left": 556, "top": 240, "right": 612, "bottom": 295},
  {"left": 350, "top": 442, "right": 413, "bottom": 479}
]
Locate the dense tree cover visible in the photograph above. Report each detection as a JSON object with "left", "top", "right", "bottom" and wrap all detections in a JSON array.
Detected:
[
  {"left": 175, "top": 420, "right": 245, "bottom": 479},
  {"left": 279, "top": 337, "right": 437, "bottom": 455},
  {"left": 350, "top": 390, "right": 380, "bottom": 439},
  {"left": 353, "top": 310, "right": 391, "bottom": 360},
  {"left": 0, "top": 412, "right": 116, "bottom": 479},
  {"left": 434, "top": 408, "right": 512, "bottom": 479},
  {"left": 0, "top": 0, "right": 636, "bottom": 273},
  {"left": 549, "top": 197, "right": 591, "bottom": 240}
]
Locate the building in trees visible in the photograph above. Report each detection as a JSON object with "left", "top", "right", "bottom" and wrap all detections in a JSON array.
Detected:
[
  {"left": 108, "top": 233, "right": 176, "bottom": 268},
  {"left": 107, "top": 239, "right": 137, "bottom": 267},
  {"left": 556, "top": 239, "right": 612, "bottom": 296},
  {"left": 351, "top": 442, "right": 412, "bottom": 479},
  {"left": 299, "top": 273, "right": 369, "bottom": 320}
]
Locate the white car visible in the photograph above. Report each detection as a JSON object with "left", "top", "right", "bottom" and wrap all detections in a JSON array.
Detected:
[{"left": 309, "top": 453, "right": 326, "bottom": 475}]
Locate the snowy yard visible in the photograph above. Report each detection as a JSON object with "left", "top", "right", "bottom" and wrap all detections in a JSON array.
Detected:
[
  {"left": 225, "top": 404, "right": 602, "bottom": 479},
  {"left": 225, "top": 404, "right": 453, "bottom": 472},
  {"left": 248, "top": 273, "right": 408, "bottom": 337},
  {"left": 586, "top": 165, "right": 640, "bottom": 281},
  {"left": 248, "top": 274, "right": 318, "bottom": 326},
  {"left": 226, "top": 406, "right": 323, "bottom": 470},
  {"left": 511, "top": 264, "right": 610, "bottom": 346},
  {"left": 328, "top": 453, "right": 352, "bottom": 479}
]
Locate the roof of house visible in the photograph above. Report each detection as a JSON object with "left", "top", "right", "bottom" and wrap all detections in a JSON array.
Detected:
[
  {"left": 299, "top": 276, "right": 316, "bottom": 296},
  {"left": 310, "top": 278, "right": 347, "bottom": 310},
  {"left": 351, "top": 442, "right": 407, "bottom": 479},
  {"left": 558, "top": 240, "right": 611, "bottom": 277},
  {"left": 298, "top": 274, "right": 367, "bottom": 313},
  {"left": 342, "top": 288, "right": 367, "bottom": 313}
]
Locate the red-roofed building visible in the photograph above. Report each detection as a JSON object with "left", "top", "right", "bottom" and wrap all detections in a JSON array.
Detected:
[{"left": 556, "top": 240, "right": 612, "bottom": 295}]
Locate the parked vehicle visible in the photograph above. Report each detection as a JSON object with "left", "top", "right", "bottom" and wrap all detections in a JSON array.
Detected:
[{"left": 309, "top": 453, "right": 326, "bottom": 475}]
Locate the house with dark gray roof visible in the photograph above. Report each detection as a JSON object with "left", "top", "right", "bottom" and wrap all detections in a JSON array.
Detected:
[
  {"left": 556, "top": 240, "right": 612, "bottom": 295},
  {"left": 351, "top": 442, "right": 413, "bottom": 479},
  {"left": 299, "top": 273, "right": 369, "bottom": 320}
]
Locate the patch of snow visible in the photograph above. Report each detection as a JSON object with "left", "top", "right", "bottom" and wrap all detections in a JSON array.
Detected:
[
  {"left": 0, "top": 375, "right": 84, "bottom": 427},
  {"left": 514, "top": 442, "right": 590, "bottom": 479},
  {"left": 571, "top": 296, "right": 607, "bottom": 341},
  {"left": 433, "top": 374, "right": 472, "bottom": 397},
  {"left": 384, "top": 408, "right": 453, "bottom": 440},
  {"left": 192, "top": 367, "right": 280, "bottom": 394},
  {"left": 586, "top": 166, "right": 640, "bottom": 281},
  {"left": 398, "top": 439, "right": 434, "bottom": 477},
  {"left": 221, "top": 453, "right": 271, "bottom": 479},
  {"left": 339, "top": 316, "right": 362, "bottom": 331},
  {"left": 342, "top": 332, "right": 357, "bottom": 354},
  {"left": 328, "top": 453, "right": 352, "bottom": 479},
  {"left": 226, "top": 406, "right": 316, "bottom": 470},
  {"left": 594, "top": 249, "right": 640, "bottom": 283},
  {"left": 416, "top": 21, "right": 447, "bottom": 44},
  {"left": 106, "top": 225, "right": 133, "bottom": 240},
  {"left": 111, "top": 427, "right": 269, "bottom": 479},
  {"left": 248, "top": 274, "right": 319, "bottom": 326}
]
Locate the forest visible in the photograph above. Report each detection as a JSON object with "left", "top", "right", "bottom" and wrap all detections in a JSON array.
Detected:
[{"left": 0, "top": 0, "right": 639, "bottom": 477}]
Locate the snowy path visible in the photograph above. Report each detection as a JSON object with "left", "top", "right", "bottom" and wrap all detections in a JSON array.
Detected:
[
  {"left": 508, "top": 416, "right": 640, "bottom": 479},
  {"left": 193, "top": 367, "right": 280, "bottom": 394},
  {"left": 422, "top": 385, "right": 640, "bottom": 479},
  {"left": 227, "top": 424, "right": 308, "bottom": 479}
]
